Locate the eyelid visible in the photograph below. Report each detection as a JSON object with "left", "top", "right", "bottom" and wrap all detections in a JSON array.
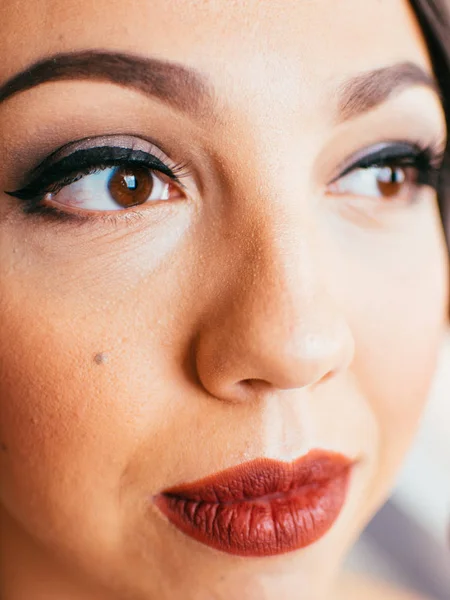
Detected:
[
  {"left": 23, "top": 134, "right": 184, "bottom": 184},
  {"left": 5, "top": 136, "right": 193, "bottom": 204},
  {"left": 329, "top": 139, "right": 445, "bottom": 183},
  {"left": 5, "top": 149, "right": 174, "bottom": 202}
]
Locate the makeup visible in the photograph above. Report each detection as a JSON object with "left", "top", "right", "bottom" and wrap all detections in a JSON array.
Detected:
[
  {"left": 154, "top": 449, "right": 355, "bottom": 557},
  {"left": 5, "top": 135, "right": 190, "bottom": 223}
]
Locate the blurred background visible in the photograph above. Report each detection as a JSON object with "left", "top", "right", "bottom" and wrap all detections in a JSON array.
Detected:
[{"left": 345, "top": 329, "right": 450, "bottom": 599}]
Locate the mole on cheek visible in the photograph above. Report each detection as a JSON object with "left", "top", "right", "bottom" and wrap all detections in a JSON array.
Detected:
[
  {"left": 1, "top": 442, "right": 8, "bottom": 453},
  {"left": 94, "top": 352, "right": 109, "bottom": 365}
]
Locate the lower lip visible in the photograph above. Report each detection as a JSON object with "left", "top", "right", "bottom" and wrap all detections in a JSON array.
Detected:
[{"left": 154, "top": 450, "right": 354, "bottom": 557}]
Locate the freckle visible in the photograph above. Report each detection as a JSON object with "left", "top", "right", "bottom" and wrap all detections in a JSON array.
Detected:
[
  {"left": 94, "top": 352, "right": 109, "bottom": 365},
  {"left": 1, "top": 443, "right": 8, "bottom": 453}
]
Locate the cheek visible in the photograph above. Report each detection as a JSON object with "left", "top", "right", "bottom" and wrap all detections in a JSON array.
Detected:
[
  {"left": 360, "top": 313, "right": 442, "bottom": 462},
  {"left": 0, "top": 277, "right": 159, "bottom": 558},
  {"left": 348, "top": 231, "right": 449, "bottom": 504},
  {"left": 0, "top": 212, "right": 198, "bottom": 571},
  {"left": 0, "top": 319, "right": 114, "bottom": 535}
]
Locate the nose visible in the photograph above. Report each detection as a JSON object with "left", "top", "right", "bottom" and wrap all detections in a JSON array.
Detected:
[{"left": 194, "top": 213, "right": 355, "bottom": 404}]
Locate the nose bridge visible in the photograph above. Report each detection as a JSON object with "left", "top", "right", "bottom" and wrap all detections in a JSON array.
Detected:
[
  {"left": 237, "top": 211, "right": 320, "bottom": 328},
  {"left": 237, "top": 212, "right": 349, "bottom": 359},
  {"left": 195, "top": 199, "right": 355, "bottom": 402}
]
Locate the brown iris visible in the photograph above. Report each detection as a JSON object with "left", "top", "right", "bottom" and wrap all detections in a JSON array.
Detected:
[
  {"left": 107, "top": 166, "right": 154, "bottom": 207},
  {"left": 376, "top": 166, "right": 410, "bottom": 198}
]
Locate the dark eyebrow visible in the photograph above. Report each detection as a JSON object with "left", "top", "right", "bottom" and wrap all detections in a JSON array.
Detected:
[
  {"left": 336, "top": 61, "right": 440, "bottom": 123},
  {"left": 0, "top": 50, "right": 213, "bottom": 116},
  {"left": 0, "top": 53, "right": 440, "bottom": 126}
]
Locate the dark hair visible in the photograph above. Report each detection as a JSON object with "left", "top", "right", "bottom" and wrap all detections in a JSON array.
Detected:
[{"left": 409, "top": 0, "right": 450, "bottom": 254}]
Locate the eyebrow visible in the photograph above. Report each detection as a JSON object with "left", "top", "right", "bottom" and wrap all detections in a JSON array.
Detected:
[
  {"left": 0, "top": 50, "right": 213, "bottom": 116},
  {"left": 336, "top": 61, "right": 440, "bottom": 122},
  {"left": 0, "top": 51, "right": 440, "bottom": 125}
]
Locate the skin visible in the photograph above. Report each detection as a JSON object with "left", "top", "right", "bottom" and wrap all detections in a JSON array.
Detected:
[{"left": 0, "top": 0, "right": 448, "bottom": 599}]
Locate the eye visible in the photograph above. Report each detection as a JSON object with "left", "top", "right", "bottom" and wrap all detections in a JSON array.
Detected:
[
  {"left": 5, "top": 139, "right": 191, "bottom": 221},
  {"left": 327, "top": 165, "right": 419, "bottom": 202},
  {"left": 325, "top": 140, "right": 444, "bottom": 205},
  {"left": 45, "top": 165, "right": 182, "bottom": 212}
]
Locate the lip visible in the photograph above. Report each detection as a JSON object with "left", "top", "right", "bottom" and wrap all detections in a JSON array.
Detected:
[{"left": 154, "top": 449, "right": 355, "bottom": 557}]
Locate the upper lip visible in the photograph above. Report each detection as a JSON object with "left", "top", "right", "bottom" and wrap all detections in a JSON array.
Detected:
[{"left": 159, "top": 449, "right": 354, "bottom": 504}]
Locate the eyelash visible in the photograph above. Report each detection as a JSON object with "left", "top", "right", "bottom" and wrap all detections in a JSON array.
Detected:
[
  {"left": 5, "top": 140, "right": 444, "bottom": 225},
  {"left": 5, "top": 146, "right": 190, "bottom": 223},
  {"left": 331, "top": 141, "right": 443, "bottom": 189}
]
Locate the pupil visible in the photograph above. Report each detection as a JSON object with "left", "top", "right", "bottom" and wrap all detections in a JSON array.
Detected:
[
  {"left": 391, "top": 170, "right": 400, "bottom": 183},
  {"left": 123, "top": 174, "right": 138, "bottom": 190},
  {"left": 378, "top": 167, "right": 405, "bottom": 184}
]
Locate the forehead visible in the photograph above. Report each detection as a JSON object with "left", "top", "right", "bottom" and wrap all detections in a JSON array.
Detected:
[{"left": 0, "top": 0, "right": 432, "bottom": 102}]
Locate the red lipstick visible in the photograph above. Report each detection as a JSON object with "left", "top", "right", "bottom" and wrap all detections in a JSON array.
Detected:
[{"left": 154, "top": 449, "right": 354, "bottom": 557}]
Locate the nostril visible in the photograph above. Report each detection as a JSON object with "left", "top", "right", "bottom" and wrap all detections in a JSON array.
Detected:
[
  {"left": 320, "top": 369, "right": 338, "bottom": 385},
  {"left": 310, "top": 367, "right": 343, "bottom": 391},
  {"left": 240, "top": 378, "right": 273, "bottom": 395}
]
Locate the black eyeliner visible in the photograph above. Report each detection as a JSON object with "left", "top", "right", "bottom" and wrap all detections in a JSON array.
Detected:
[
  {"left": 5, "top": 147, "right": 180, "bottom": 202},
  {"left": 332, "top": 141, "right": 444, "bottom": 192},
  {"left": 339, "top": 141, "right": 442, "bottom": 175}
]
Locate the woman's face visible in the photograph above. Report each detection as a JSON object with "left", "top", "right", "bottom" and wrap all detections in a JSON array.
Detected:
[{"left": 0, "top": 1, "right": 448, "bottom": 599}]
